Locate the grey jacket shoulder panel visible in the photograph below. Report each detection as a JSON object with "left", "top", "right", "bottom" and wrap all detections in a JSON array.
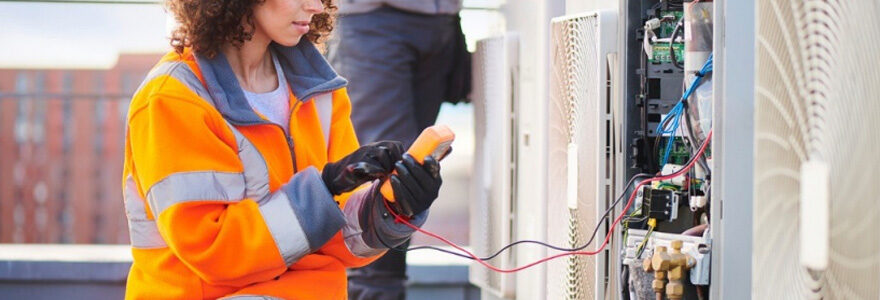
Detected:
[{"left": 194, "top": 41, "right": 347, "bottom": 126}]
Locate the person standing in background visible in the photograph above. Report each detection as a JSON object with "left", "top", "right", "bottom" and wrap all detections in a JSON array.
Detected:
[{"left": 328, "top": 1, "right": 471, "bottom": 299}]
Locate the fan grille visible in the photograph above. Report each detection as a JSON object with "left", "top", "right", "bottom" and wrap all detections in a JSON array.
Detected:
[
  {"left": 471, "top": 35, "right": 497, "bottom": 291},
  {"left": 470, "top": 34, "right": 517, "bottom": 297},
  {"left": 754, "top": 1, "right": 880, "bottom": 298},
  {"left": 549, "top": 14, "right": 601, "bottom": 300}
]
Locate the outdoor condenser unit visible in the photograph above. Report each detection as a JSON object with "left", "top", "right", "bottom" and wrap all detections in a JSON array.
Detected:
[
  {"left": 547, "top": 10, "right": 617, "bottom": 300},
  {"left": 469, "top": 33, "right": 519, "bottom": 298},
  {"left": 753, "top": 0, "right": 880, "bottom": 298}
]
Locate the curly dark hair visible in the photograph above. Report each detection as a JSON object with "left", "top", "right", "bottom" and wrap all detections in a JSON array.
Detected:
[{"left": 166, "top": 0, "right": 337, "bottom": 58}]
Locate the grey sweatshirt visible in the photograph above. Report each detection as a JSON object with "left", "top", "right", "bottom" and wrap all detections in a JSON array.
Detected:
[{"left": 337, "top": 0, "right": 462, "bottom": 15}]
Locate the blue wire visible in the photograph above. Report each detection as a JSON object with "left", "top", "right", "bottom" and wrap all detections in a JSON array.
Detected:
[
  {"left": 657, "top": 54, "right": 713, "bottom": 167},
  {"left": 660, "top": 110, "right": 682, "bottom": 165}
]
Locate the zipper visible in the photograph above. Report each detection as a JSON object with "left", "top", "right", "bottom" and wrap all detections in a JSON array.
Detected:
[
  {"left": 285, "top": 131, "right": 298, "bottom": 174},
  {"left": 268, "top": 122, "right": 297, "bottom": 174},
  {"left": 230, "top": 100, "right": 301, "bottom": 174},
  {"left": 288, "top": 100, "right": 302, "bottom": 175},
  {"left": 279, "top": 100, "right": 301, "bottom": 174},
  {"left": 229, "top": 89, "right": 335, "bottom": 175}
]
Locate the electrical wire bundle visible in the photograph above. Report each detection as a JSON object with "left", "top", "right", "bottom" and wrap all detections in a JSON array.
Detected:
[
  {"left": 656, "top": 53, "right": 713, "bottom": 167},
  {"left": 377, "top": 130, "right": 714, "bottom": 273}
]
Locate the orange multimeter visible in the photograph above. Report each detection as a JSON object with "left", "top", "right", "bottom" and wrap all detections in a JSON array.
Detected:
[{"left": 380, "top": 125, "right": 455, "bottom": 202}]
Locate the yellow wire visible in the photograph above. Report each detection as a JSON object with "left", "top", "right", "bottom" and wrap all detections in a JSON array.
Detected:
[
  {"left": 622, "top": 208, "right": 642, "bottom": 244},
  {"left": 636, "top": 218, "right": 657, "bottom": 258}
]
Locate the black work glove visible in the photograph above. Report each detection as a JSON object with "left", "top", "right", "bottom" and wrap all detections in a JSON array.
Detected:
[
  {"left": 322, "top": 141, "right": 404, "bottom": 195},
  {"left": 387, "top": 154, "right": 443, "bottom": 217}
]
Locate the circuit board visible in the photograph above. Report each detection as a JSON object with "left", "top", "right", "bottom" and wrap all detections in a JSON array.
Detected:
[
  {"left": 649, "top": 11, "right": 684, "bottom": 64},
  {"left": 657, "top": 137, "right": 690, "bottom": 165},
  {"left": 651, "top": 43, "right": 684, "bottom": 63},
  {"left": 657, "top": 11, "right": 683, "bottom": 36}
]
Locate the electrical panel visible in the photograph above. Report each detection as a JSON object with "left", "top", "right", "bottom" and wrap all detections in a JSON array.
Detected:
[{"left": 617, "top": 1, "right": 713, "bottom": 299}]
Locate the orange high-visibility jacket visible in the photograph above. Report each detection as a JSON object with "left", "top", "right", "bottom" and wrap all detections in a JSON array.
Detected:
[{"left": 122, "top": 41, "right": 426, "bottom": 299}]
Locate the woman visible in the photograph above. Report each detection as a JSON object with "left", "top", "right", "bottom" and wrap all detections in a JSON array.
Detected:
[{"left": 121, "top": 0, "right": 442, "bottom": 298}]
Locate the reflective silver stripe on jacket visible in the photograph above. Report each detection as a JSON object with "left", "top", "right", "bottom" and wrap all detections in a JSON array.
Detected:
[
  {"left": 228, "top": 125, "right": 271, "bottom": 203},
  {"left": 123, "top": 175, "right": 167, "bottom": 249},
  {"left": 257, "top": 190, "right": 311, "bottom": 265},
  {"left": 137, "top": 61, "right": 211, "bottom": 101},
  {"left": 146, "top": 171, "right": 246, "bottom": 217},
  {"left": 315, "top": 92, "right": 333, "bottom": 148}
]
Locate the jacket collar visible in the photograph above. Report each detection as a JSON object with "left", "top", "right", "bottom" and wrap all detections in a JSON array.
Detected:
[{"left": 195, "top": 41, "right": 348, "bottom": 125}]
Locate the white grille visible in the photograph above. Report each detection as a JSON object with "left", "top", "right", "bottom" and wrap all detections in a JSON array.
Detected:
[
  {"left": 547, "top": 10, "right": 617, "bottom": 300},
  {"left": 469, "top": 33, "right": 519, "bottom": 298},
  {"left": 754, "top": 0, "right": 880, "bottom": 298}
]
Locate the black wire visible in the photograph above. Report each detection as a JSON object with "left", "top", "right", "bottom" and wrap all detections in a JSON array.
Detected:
[
  {"left": 620, "top": 265, "right": 631, "bottom": 300},
  {"left": 382, "top": 173, "right": 654, "bottom": 261},
  {"left": 383, "top": 133, "right": 712, "bottom": 261},
  {"left": 669, "top": 20, "right": 684, "bottom": 69},
  {"left": 652, "top": 135, "right": 663, "bottom": 169}
]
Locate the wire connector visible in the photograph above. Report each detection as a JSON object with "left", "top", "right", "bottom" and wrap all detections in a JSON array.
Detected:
[{"left": 644, "top": 18, "right": 662, "bottom": 30}]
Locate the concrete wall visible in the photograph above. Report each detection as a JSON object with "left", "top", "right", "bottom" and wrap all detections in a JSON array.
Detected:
[{"left": 0, "top": 244, "right": 478, "bottom": 300}]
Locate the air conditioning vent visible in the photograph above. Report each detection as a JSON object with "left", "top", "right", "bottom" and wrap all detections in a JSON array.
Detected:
[
  {"left": 753, "top": 1, "right": 880, "bottom": 298},
  {"left": 469, "top": 33, "right": 519, "bottom": 298},
  {"left": 547, "top": 10, "right": 617, "bottom": 300}
]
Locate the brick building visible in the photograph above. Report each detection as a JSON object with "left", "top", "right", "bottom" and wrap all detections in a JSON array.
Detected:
[{"left": 0, "top": 53, "right": 162, "bottom": 244}]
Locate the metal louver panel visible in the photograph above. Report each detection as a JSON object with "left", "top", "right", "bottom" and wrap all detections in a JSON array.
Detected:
[
  {"left": 470, "top": 33, "right": 519, "bottom": 298},
  {"left": 548, "top": 10, "right": 617, "bottom": 300},
  {"left": 754, "top": 1, "right": 880, "bottom": 298}
]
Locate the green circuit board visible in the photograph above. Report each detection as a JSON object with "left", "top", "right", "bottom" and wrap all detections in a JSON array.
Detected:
[
  {"left": 651, "top": 43, "right": 685, "bottom": 64},
  {"left": 657, "top": 137, "right": 691, "bottom": 166},
  {"left": 649, "top": 11, "right": 685, "bottom": 64},
  {"left": 658, "top": 11, "right": 684, "bottom": 36}
]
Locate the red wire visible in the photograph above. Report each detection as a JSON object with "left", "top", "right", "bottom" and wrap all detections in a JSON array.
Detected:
[{"left": 383, "top": 130, "right": 713, "bottom": 273}]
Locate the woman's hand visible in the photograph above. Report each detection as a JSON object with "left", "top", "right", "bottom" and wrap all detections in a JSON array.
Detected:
[
  {"left": 387, "top": 154, "right": 442, "bottom": 217},
  {"left": 322, "top": 141, "right": 405, "bottom": 195}
]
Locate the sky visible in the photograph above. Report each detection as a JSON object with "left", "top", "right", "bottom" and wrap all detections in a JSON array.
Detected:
[
  {"left": 0, "top": 2, "right": 170, "bottom": 69},
  {"left": 0, "top": 0, "right": 502, "bottom": 70}
]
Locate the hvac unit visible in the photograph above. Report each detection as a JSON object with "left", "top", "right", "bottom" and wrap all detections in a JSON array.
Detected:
[
  {"left": 469, "top": 33, "right": 519, "bottom": 298},
  {"left": 547, "top": 10, "right": 617, "bottom": 300},
  {"left": 753, "top": 0, "right": 880, "bottom": 298}
]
